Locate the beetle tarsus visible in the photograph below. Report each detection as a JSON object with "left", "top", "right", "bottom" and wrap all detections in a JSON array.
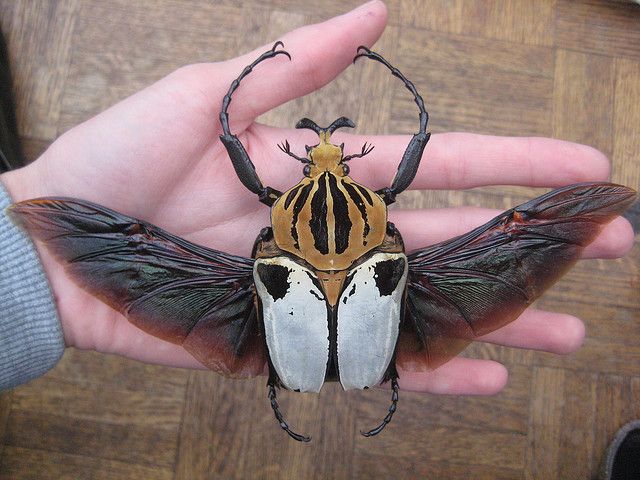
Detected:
[
  {"left": 268, "top": 383, "right": 311, "bottom": 442},
  {"left": 360, "top": 378, "right": 399, "bottom": 438}
]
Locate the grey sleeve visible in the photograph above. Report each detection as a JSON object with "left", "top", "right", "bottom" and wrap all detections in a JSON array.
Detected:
[{"left": 0, "top": 182, "right": 65, "bottom": 390}]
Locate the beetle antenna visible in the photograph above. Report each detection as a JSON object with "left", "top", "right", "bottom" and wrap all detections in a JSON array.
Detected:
[
  {"left": 343, "top": 142, "right": 375, "bottom": 162},
  {"left": 360, "top": 378, "right": 399, "bottom": 437},
  {"left": 268, "top": 383, "right": 311, "bottom": 442},
  {"left": 278, "top": 140, "right": 309, "bottom": 163}
]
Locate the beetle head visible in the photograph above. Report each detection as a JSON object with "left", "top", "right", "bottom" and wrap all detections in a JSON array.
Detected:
[{"left": 296, "top": 117, "right": 355, "bottom": 177}]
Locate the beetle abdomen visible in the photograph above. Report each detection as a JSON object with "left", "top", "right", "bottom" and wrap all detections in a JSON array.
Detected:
[{"left": 272, "top": 173, "right": 387, "bottom": 271}]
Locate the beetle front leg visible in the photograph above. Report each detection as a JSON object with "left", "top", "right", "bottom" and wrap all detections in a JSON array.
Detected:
[
  {"left": 354, "top": 46, "right": 431, "bottom": 205},
  {"left": 219, "top": 42, "right": 290, "bottom": 207},
  {"left": 219, "top": 134, "right": 283, "bottom": 206},
  {"left": 376, "top": 131, "right": 430, "bottom": 205}
]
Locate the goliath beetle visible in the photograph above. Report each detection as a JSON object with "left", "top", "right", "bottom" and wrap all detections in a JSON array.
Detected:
[{"left": 9, "top": 43, "right": 636, "bottom": 442}]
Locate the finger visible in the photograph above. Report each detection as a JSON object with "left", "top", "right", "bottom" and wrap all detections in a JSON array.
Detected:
[
  {"left": 390, "top": 208, "right": 635, "bottom": 259},
  {"left": 255, "top": 126, "right": 612, "bottom": 192},
  {"left": 340, "top": 132, "right": 613, "bottom": 190},
  {"left": 397, "top": 358, "right": 508, "bottom": 395},
  {"left": 190, "top": 1, "right": 387, "bottom": 124},
  {"left": 477, "top": 308, "right": 585, "bottom": 354}
]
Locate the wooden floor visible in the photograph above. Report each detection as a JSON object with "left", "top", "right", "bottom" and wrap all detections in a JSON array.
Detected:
[{"left": 1, "top": 1, "right": 639, "bottom": 479}]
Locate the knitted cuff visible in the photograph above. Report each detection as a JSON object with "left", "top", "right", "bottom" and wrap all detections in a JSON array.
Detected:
[{"left": 0, "top": 182, "right": 64, "bottom": 390}]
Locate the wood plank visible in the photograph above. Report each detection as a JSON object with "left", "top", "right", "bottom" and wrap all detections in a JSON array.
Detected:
[
  {"left": 245, "top": 0, "right": 402, "bottom": 26},
  {"left": 353, "top": 423, "right": 527, "bottom": 471},
  {"left": 79, "top": 0, "right": 242, "bottom": 36},
  {"left": 552, "top": 49, "right": 614, "bottom": 157},
  {"left": 176, "top": 373, "right": 358, "bottom": 480},
  {"left": 613, "top": 58, "right": 640, "bottom": 187},
  {"left": 401, "top": 0, "right": 555, "bottom": 46},
  {"left": 394, "top": 29, "right": 554, "bottom": 137},
  {"left": 10, "top": 376, "right": 184, "bottom": 430},
  {"left": 47, "top": 349, "right": 189, "bottom": 393},
  {"left": 0, "top": 391, "right": 12, "bottom": 462},
  {"left": 556, "top": 0, "right": 640, "bottom": 61},
  {"left": 4, "top": 410, "right": 178, "bottom": 468},
  {"left": 593, "top": 374, "right": 637, "bottom": 475},
  {"left": 57, "top": 2, "right": 245, "bottom": 132},
  {"left": 0, "top": 446, "right": 173, "bottom": 480},
  {"left": 557, "top": 370, "right": 597, "bottom": 479},
  {"left": 354, "top": 454, "right": 522, "bottom": 480},
  {"left": 525, "top": 367, "right": 565, "bottom": 480},
  {"left": 0, "top": 0, "right": 78, "bottom": 140},
  {"left": 20, "top": 136, "right": 51, "bottom": 163}
]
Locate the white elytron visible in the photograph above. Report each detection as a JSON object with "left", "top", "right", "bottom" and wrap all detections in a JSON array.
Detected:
[{"left": 255, "top": 253, "right": 408, "bottom": 393}]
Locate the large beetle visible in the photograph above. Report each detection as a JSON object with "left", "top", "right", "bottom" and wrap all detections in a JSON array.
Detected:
[{"left": 9, "top": 43, "right": 636, "bottom": 442}]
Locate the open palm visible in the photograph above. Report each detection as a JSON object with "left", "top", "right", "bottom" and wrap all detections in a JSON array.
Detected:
[{"left": 2, "top": 1, "right": 634, "bottom": 395}]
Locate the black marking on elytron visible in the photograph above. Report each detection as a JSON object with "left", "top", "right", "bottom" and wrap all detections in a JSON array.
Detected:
[
  {"left": 373, "top": 258, "right": 406, "bottom": 296},
  {"left": 256, "top": 263, "right": 291, "bottom": 301},
  {"left": 309, "top": 289, "right": 323, "bottom": 301},
  {"left": 310, "top": 173, "right": 329, "bottom": 254},
  {"left": 341, "top": 282, "right": 357, "bottom": 305},
  {"left": 329, "top": 173, "right": 352, "bottom": 254},
  {"left": 353, "top": 183, "right": 374, "bottom": 206},
  {"left": 290, "top": 180, "right": 314, "bottom": 249},
  {"left": 341, "top": 180, "right": 371, "bottom": 241},
  {"left": 284, "top": 184, "right": 304, "bottom": 209}
]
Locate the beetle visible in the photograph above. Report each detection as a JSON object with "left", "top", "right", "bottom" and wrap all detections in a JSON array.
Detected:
[{"left": 9, "top": 43, "right": 636, "bottom": 442}]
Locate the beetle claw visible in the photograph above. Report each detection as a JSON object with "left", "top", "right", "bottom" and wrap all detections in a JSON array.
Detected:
[
  {"left": 270, "top": 41, "right": 292, "bottom": 60},
  {"left": 353, "top": 45, "right": 374, "bottom": 63}
]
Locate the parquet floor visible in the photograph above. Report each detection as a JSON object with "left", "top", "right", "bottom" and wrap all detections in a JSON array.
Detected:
[{"left": 0, "top": 1, "right": 639, "bottom": 479}]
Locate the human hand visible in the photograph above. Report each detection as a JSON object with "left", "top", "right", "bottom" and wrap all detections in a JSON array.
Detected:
[{"left": 1, "top": 0, "right": 634, "bottom": 395}]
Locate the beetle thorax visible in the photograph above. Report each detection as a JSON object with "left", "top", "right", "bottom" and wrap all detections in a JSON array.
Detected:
[
  {"left": 270, "top": 131, "right": 388, "bottom": 271},
  {"left": 307, "top": 131, "right": 344, "bottom": 177}
]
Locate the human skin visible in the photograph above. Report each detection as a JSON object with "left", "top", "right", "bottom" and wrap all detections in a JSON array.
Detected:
[{"left": 1, "top": 0, "right": 635, "bottom": 395}]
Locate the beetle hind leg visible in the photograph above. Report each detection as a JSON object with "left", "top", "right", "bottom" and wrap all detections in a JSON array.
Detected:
[
  {"left": 267, "top": 383, "right": 311, "bottom": 443},
  {"left": 360, "top": 378, "right": 399, "bottom": 438}
]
